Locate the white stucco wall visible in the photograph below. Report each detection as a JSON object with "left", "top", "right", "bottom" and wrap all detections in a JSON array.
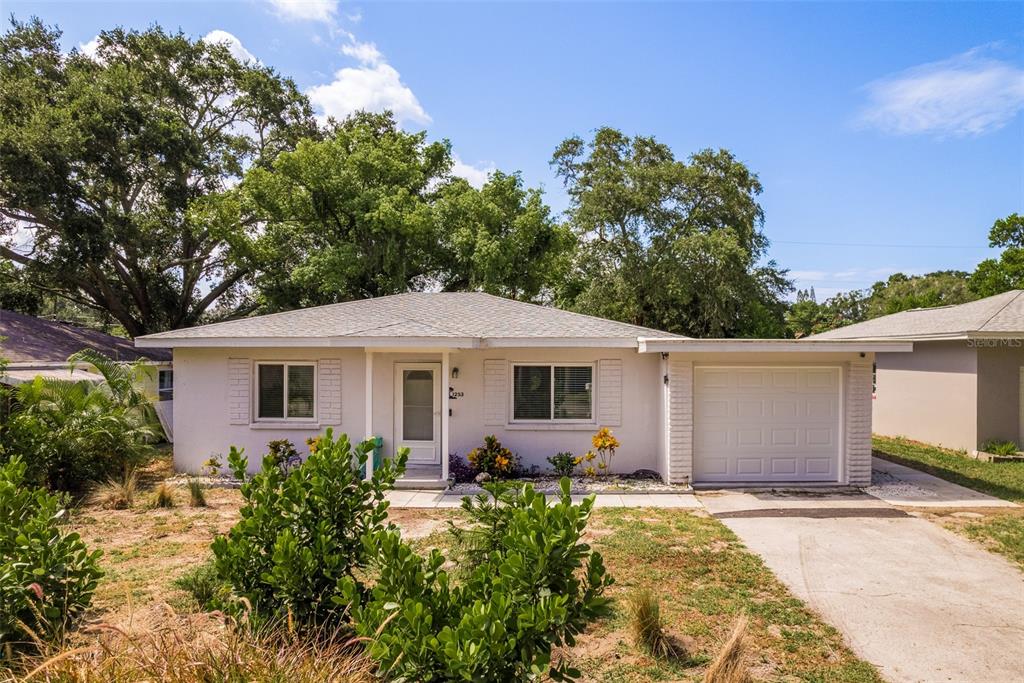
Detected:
[
  {"left": 173, "top": 345, "right": 878, "bottom": 484},
  {"left": 874, "top": 342, "right": 978, "bottom": 451},
  {"left": 173, "top": 346, "right": 660, "bottom": 474},
  {"left": 173, "top": 347, "right": 365, "bottom": 473}
]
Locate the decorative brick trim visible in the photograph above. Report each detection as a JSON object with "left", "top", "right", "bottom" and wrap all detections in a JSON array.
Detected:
[
  {"left": 227, "top": 358, "right": 251, "bottom": 425},
  {"left": 667, "top": 359, "right": 693, "bottom": 484},
  {"left": 597, "top": 359, "right": 622, "bottom": 426},
  {"left": 318, "top": 359, "right": 342, "bottom": 425},
  {"left": 845, "top": 360, "right": 873, "bottom": 486}
]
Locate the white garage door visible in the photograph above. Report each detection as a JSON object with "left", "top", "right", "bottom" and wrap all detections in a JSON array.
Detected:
[{"left": 693, "top": 367, "right": 842, "bottom": 484}]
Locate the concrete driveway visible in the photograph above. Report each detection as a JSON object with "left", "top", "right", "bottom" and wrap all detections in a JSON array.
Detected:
[{"left": 700, "top": 487, "right": 1024, "bottom": 683}]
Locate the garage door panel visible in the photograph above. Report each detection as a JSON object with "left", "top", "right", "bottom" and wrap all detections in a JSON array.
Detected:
[{"left": 693, "top": 367, "right": 841, "bottom": 484}]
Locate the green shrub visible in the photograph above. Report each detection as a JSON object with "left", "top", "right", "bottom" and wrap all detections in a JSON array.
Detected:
[
  {"left": 173, "top": 560, "right": 227, "bottom": 611},
  {"left": 466, "top": 434, "right": 520, "bottom": 479},
  {"left": 547, "top": 451, "right": 577, "bottom": 477},
  {"left": 265, "top": 439, "right": 301, "bottom": 470},
  {"left": 0, "top": 456, "right": 103, "bottom": 652},
  {"left": 188, "top": 479, "right": 207, "bottom": 507},
  {"left": 211, "top": 429, "right": 408, "bottom": 628},
  {"left": 1, "top": 349, "right": 157, "bottom": 490},
  {"left": 981, "top": 440, "right": 1019, "bottom": 456},
  {"left": 343, "top": 479, "right": 613, "bottom": 681}
]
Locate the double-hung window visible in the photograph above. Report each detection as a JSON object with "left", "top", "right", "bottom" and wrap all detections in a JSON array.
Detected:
[
  {"left": 256, "top": 362, "right": 316, "bottom": 421},
  {"left": 512, "top": 363, "right": 593, "bottom": 422}
]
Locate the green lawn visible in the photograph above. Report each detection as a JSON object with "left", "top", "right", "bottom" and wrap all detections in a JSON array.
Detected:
[
  {"left": 872, "top": 435, "right": 1024, "bottom": 503},
  {"left": 873, "top": 435, "right": 1024, "bottom": 571}
]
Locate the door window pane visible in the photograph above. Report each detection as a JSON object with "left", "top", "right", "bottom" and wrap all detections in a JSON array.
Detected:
[
  {"left": 288, "top": 365, "right": 315, "bottom": 419},
  {"left": 513, "top": 365, "right": 551, "bottom": 420},
  {"left": 554, "top": 366, "right": 592, "bottom": 419},
  {"left": 403, "top": 369, "right": 434, "bottom": 441},
  {"left": 258, "top": 364, "right": 284, "bottom": 418}
]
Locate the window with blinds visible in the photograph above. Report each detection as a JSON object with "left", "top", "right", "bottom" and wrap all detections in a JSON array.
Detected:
[
  {"left": 257, "top": 362, "right": 316, "bottom": 420},
  {"left": 512, "top": 364, "right": 593, "bottom": 421}
]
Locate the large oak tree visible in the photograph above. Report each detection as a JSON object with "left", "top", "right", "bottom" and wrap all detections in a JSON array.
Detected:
[
  {"left": 0, "top": 19, "right": 315, "bottom": 335},
  {"left": 551, "top": 127, "right": 791, "bottom": 337}
]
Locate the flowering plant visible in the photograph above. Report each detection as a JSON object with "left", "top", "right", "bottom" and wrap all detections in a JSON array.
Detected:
[
  {"left": 467, "top": 435, "right": 520, "bottom": 478},
  {"left": 591, "top": 427, "right": 620, "bottom": 476}
]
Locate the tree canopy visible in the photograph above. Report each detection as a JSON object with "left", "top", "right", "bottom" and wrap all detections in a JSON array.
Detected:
[
  {"left": 0, "top": 19, "right": 315, "bottom": 336},
  {"left": 551, "top": 127, "right": 790, "bottom": 337}
]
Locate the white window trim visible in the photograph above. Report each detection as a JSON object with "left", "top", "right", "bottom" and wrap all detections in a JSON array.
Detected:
[
  {"left": 508, "top": 361, "right": 596, "bottom": 424},
  {"left": 253, "top": 361, "right": 318, "bottom": 422}
]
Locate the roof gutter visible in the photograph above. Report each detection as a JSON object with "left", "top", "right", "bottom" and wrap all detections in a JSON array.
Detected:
[{"left": 637, "top": 338, "right": 914, "bottom": 353}]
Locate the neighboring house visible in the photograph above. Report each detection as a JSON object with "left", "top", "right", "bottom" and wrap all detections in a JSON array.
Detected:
[
  {"left": 0, "top": 309, "right": 174, "bottom": 438},
  {"left": 810, "top": 290, "right": 1024, "bottom": 452},
  {"left": 136, "top": 292, "right": 905, "bottom": 486}
]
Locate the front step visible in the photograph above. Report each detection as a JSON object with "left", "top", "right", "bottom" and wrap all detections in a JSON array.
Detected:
[{"left": 394, "top": 477, "right": 449, "bottom": 491}]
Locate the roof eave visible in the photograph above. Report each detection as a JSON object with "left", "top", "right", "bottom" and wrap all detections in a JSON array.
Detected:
[
  {"left": 136, "top": 336, "right": 481, "bottom": 349},
  {"left": 637, "top": 338, "right": 914, "bottom": 353}
]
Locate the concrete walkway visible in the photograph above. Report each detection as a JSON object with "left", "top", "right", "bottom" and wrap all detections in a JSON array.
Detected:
[
  {"left": 386, "top": 489, "right": 702, "bottom": 508},
  {"left": 701, "top": 488, "right": 1024, "bottom": 683},
  {"left": 868, "top": 456, "right": 1018, "bottom": 508}
]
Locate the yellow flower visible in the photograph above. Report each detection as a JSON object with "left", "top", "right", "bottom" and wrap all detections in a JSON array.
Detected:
[
  {"left": 585, "top": 451, "right": 595, "bottom": 461},
  {"left": 573, "top": 456, "right": 583, "bottom": 465},
  {"left": 598, "top": 462, "right": 607, "bottom": 469}
]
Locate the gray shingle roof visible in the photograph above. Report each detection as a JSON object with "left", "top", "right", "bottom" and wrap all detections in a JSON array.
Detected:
[
  {"left": 810, "top": 290, "right": 1024, "bottom": 340},
  {"left": 0, "top": 309, "right": 171, "bottom": 363},
  {"left": 137, "top": 292, "right": 687, "bottom": 344}
]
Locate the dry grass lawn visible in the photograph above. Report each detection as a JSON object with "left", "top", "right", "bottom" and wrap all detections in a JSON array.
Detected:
[{"left": 46, "top": 471, "right": 882, "bottom": 682}]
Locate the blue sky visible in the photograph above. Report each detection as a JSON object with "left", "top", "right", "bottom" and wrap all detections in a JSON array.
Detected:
[{"left": 10, "top": 0, "right": 1024, "bottom": 299}]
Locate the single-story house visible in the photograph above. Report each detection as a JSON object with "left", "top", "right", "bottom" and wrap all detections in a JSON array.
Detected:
[
  {"left": 135, "top": 293, "right": 907, "bottom": 486},
  {"left": 0, "top": 308, "right": 174, "bottom": 437},
  {"left": 810, "top": 290, "right": 1024, "bottom": 452}
]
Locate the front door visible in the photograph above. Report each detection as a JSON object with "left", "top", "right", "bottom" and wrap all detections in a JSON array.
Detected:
[{"left": 394, "top": 363, "right": 442, "bottom": 464}]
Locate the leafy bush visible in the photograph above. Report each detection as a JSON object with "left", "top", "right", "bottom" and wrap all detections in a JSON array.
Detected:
[
  {"left": 343, "top": 479, "right": 613, "bottom": 681},
  {"left": 266, "top": 439, "right": 302, "bottom": 470},
  {"left": 1, "top": 349, "right": 157, "bottom": 490},
  {"left": 448, "top": 452, "right": 476, "bottom": 483},
  {"left": 591, "top": 427, "right": 620, "bottom": 476},
  {"left": 0, "top": 456, "right": 103, "bottom": 651},
  {"left": 211, "top": 429, "right": 408, "bottom": 628},
  {"left": 466, "top": 434, "right": 520, "bottom": 479},
  {"left": 981, "top": 440, "right": 1019, "bottom": 456},
  {"left": 548, "top": 451, "right": 577, "bottom": 477}
]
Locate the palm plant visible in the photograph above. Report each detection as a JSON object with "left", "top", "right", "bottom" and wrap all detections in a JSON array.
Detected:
[{"left": 4, "top": 349, "right": 158, "bottom": 490}]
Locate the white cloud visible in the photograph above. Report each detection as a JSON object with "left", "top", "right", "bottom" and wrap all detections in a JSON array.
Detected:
[
  {"left": 858, "top": 45, "right": 1024, "bottom": 137},
  {"left": 308, "top": 62, "right": 431, "bottom": 125},
  {"left": 79, "top": 35, "right": 101, "bottom": 58},
  {"left": 203, "top": 30, "right": 257, "bottom": 63},
  {"left": 340, "top": 37, "right": 382, "bottom": 66},
  {"left": 789, "top": 267, "right": 925, "bottom": 299},
  {"left": 451, "top": 156, "right": 495, "bottom": 189},
  {"left": 265, "top": 0, "right": 338, "bottom": 23}
]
